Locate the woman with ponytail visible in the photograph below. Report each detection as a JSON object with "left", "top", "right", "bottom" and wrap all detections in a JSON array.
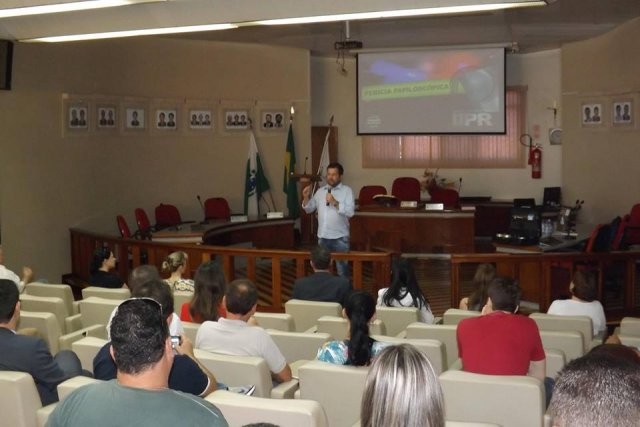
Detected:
[
  {"left": 316, "top": 290, "right": 387, "bottom": 366},
  {"left": 162, "top": 251, "right": 194, "bottom": 293}
]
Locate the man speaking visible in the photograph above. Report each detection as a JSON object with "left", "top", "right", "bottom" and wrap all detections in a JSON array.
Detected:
[{"left": 302, "top": 162, "right": 354, "bottom": 278}]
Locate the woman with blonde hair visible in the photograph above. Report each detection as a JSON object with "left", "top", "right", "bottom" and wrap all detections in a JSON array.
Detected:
[
  {"left": 361, "top": 344, "right": 445, "bottom": 427},
  {"left": 162, "top": 251, "right": 194, "bottom": 292}
]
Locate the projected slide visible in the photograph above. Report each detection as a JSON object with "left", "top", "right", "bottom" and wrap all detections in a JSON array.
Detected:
[{"left": 357, "top": 48, "right": 505, "bottom": 134}]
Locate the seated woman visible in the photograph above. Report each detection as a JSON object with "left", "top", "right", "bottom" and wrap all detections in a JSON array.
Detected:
[
  {"left": 547, "top": 270, "right": 607, "bottom": 336},
  {"left": 377, "top": 258, "right": 434, "bottom": 323},
  {"left": 360, "top": 344, "right": 444, "bottom": 427},
  {"left": 180, "top": 261, "right": 227, "bottom": 323},
  {"left": 459, "top": 263, "right": 496, "bottom": 311},
  {"left": 162, "top": 251, "right": 194, "bottom": 293},
  {"left": 316, "top": 291, "right": 387, "bottom": 366},
  {"left": 89, "top": 247, "right": 125, "bottom": 288}
]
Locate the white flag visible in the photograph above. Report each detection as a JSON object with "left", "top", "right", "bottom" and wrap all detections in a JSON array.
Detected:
[{"left": 317, "top": 128, "right": 331, "bottom": 187}]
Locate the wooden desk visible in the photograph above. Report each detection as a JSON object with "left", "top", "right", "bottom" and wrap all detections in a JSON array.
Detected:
[
  {"left": 152, "top": 218, "right": 295, "bottom": 249},
  {"left": 351, "top": 207, "right": 475, "bottom": 253},
  {"left": 494, "top": 223, "right": 594, "bottom": 254}
]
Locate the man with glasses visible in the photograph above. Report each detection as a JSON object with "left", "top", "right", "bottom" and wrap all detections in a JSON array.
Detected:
[{"left": 48, "top": 296, "right": 228, "bottom": 426}]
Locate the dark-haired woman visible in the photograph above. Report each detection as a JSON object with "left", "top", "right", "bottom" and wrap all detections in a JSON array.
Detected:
[
  {"left": 89, "top": 247, "right": 126, "bottom": 288},
  {"left": 459, "top": 263, "right": 496, "bottom": 311},
  {"left": 316, "top": 291, "right": 388, "bottom": 366},
  {"left": 180, "top": 261, "right": 227, "bottom": 323},
  {"left": 377, "top": 258, "right": 434, "bottom": 323}
]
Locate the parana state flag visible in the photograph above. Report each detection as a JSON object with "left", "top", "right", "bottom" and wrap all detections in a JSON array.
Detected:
[
  {"left": 244, "top": 131, "right": 270, "bottom": 218},
  {"left": 283, "top": 124, "right": 299, "bottom": 218}
]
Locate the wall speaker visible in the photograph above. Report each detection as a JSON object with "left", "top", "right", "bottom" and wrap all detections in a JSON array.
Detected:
[
  {"left": 549, "top": 127, "right": 562, "bottom": 145},
  {"left": 0, "top": 40, "right": 14, "bottom": 91}
]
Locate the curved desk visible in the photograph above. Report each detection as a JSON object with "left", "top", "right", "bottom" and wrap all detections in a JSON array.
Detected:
[{"left": 152, "top": 218, "right": 295, "bottom": 249}]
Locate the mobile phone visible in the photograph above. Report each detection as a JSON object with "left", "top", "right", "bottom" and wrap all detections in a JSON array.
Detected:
[{"left": 170, "top": 335, "right": 181, "bottom": 348}]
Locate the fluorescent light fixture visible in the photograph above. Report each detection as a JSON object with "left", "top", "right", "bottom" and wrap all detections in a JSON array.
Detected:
[
  {"left": 24, "top": 23, "right": 237, "bottom": 42},
  {"left": 253, "top": 2, "right": 546, "bottom": 25},
  {"left": 0, "top": 0, "right": 165, "bottom": 19}
]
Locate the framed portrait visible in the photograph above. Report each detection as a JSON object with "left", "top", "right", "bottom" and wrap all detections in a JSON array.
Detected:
[
  {"left": 67, "top": 104, "right": 89, "bottom": 130},
  {"left": 155, "top": 108, "right": 178, "bottom": 130},
  {"left": 62, "top": 95, "right": 90, "bottom": 136},
  {"left": 260, "top": 110, "right": 286, "bottom": 131},
  {"left": 224, "top": 109, "right": 250, "bottom": 130},
  {"left": 612, "top": 99, "right": 633, "bottom": 127},
  {"left": 96, "top": 105, "right": 117, "bottom": 131},
  {"left": 581, "top": 102, "right": 603, "bottom": 127},
  {"left": 189, "top": 109, "right": 213, "bottom": 130},
  {"left": 124, "top": 106, "right": 146, "bottom": 131}
]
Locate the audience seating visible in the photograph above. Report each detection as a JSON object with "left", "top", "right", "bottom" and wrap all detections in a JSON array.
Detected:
[
  {"left": 544, "top": 349, "right": 565, "bottom": 379},
  {"left": 443, "top": 308, "right": 481, "bottom": 325},
  {"left": 24, "top": 283, "right": 78, "bottom": 316},
  {"left": 65, "top": 297, "right": 121, "bottom": 335},
  {"left": 619, "top": 316, "right": 640, "bottom": 336},
  {"left": 194, "top": 349, "right": 298, "bottom": 399},
  {"left": 371, "top": 335, "right": 447, "bottom": 375},
  {"left": 357, "top": 185, "right": 387, "bottom": 206},
  {"left": 405, "top": 323, "right": 459, "bottom": 368},
  {"left": 182, "top": 321, "right": 200, "bottom": 343},
  {"left": 18, "top": 311, "right": 62, "bottom": 354},
  {"left": 316, "top": 316, "right": 386, "bottom": 340},
  {"left": 253, "top": 312, "right": 295, "bottom": 332},
  {"left": 81, "top": 286, "right": 130, "bottom": 300},
  {"left": 267, "top": 330, "right": 331, "bottom": 363},
  {"left": 19, "top": 294, "right": 70, "bottom": 334},
  {"left": 173, "top": 291, "right": 192, "bottom": 314},
  {"left": 0, "top": 371, "right": 57, "bottom": 427},
  {"left": 206, "top": 389, "right": 328, "bottom": 427},
  {"left": 439, "top": 370, "right": 546, "bottom": 427},
  {"left": 391, "top": 177, "right": 421, "bottom": 202},
  {"left": 539, "top": 330, "right": 584, "bottom": 363},
  {"left": 204, "top": 197, "right": 232, "bottom": 221},
  {"left": 71, "top": 336, "right": 108, "bottom": 373},
  {"left": 284, "top": 299, "right": 342, "bottom": 332},
  {"left": 529, "top": 312, "right": 602, "bottom": 352},
  {"left": 374, "top": 306, "right": 420, "bottom": 337},
  {"left": 56, "top": 376, "right": 101, "bottom": 401},
  {"left": 297, "top": 360, "right": 369, "bottom": 427}
]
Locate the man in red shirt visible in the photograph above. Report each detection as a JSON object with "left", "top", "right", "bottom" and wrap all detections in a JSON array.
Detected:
[{"left": 457, "top": 277, "right": 546, "bottom": 382}]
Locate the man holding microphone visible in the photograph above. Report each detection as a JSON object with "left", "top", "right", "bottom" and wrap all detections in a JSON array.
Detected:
[{"left": 302, "top": 162, "right": 355, "bottom": 278}]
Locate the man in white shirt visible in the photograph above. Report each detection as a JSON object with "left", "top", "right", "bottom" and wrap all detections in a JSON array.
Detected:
[
  {"left": 301, "top": 162, "right": 355, "bottom": 278},
  {"left": 196, "top": 279, "right": 292, "bottom": 383},
  {"left": 0, "top": 246, "right": 33, "bottom": 293}
]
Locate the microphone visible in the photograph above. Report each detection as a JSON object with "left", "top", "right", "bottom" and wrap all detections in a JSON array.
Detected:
[
  {"left": 304, "top": 157, "right": 308, "bottom": 175},
  {"left": 458, "top": 177, "right": 463, "bottom": 193},
  {"left": 196, "top": 195, "right": 205, "bottom": 222},
  {"left": 326, "top": 187, "right": 331, "bottom": 206}
]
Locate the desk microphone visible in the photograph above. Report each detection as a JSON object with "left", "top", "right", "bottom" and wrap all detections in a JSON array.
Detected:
[
  {"left": 196, "top": 195, "right": 206, "bottom": 222},
  {"left": 304, "top": 157, "right": 308, "bottom": 175},
  {"left": 458, "top": 177, "right": 463, "bottom": 193},
  {"left": 326, "top": 187, "right": 331, "bottom": 206}
]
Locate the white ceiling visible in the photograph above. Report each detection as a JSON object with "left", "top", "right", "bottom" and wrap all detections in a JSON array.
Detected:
[{"left": 1, "top": 0, "right": 639, "bottom": 55}]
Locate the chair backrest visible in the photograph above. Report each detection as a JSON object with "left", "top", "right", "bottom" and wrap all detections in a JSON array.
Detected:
[
  {"left": 182, "top": 321, "right": 200, "bottom": 343},
  {"left": 443, "top": 308, "right": 481, "bottom": 326},
  {"left": 585, "top": 223, "right": 611, "bottom": 253},
  {"left": 405, "top": 323, "right": 459, "bottom": 368},
  {"left": 316, "top": 316, "right": 385, "bottom": 341},
  {"left": 57, "top": 376, "right": 101, "bottom": 401},
  {"left": 375, "top": 306, "right": 420, "bottom": 337},
  {"left": 155, "top": 203, "right": 182, "bottom": 228},
  {"left": 298, "top": 360, "right": 369, "bottom": 427},
  {"left": 428, "top": 185, "right": 460, "bottom": 209},
  {"left": 391, "top": 177, "right": 421, "bottom": 202},
  {"left": 358, "top": 185, "right": 387, "bottom": 206},
  {"left": 253, "top": 312, "right": 295, "bottom": 332},
  {"left": 24, "top": 283, "right": 75, "bottom": 318},
  {"left": 371, "top": 336, "right": 447, "bottom": 375},
  {"left": 204, "top": 197, "right": 231, "bottom": 221},
  {"left": 620, "top": 317, "right": 640, "bottom": 336},
  {"left": 173, "top": 291, "right": 192, "bottom": 314},
  {"left": 78, "top": 297, "right": 121, "bottom": 330},
  {"left": 134, "top": 208, "right": 151, "bottom": 233},
  {"left": 194, "top": 349, "right": 273, "bottom": 398},
  {"left": 0, "top": 371, "right": 43, "bottom": 427},
  {"left": 116, "top": 215, "right": 131, "bottom": 238},
  {"left": 529, "top": 312, "right": 593, "bottom": 353},
  {"left": 82, "top": 286, "right": 130, "bottom": 300},
  {"left": 206, "top": 390, "right": 328, "bottom": 427},
  {"left": 267, "top": 330, "right": 331, "bottom": 363},
  {"left": 18, "top": 310, "right": 61, "bottom": 354},
  {"left": 439, "top": 370, "right": 545, "bottom": 427},
  {"left": 539, "top": 330, "right": 584, "bottom": 362},
  {"left": 71, "top": 336, "right": 109, "bottom": 373},
  {"left": 623, "top": 203, "right": 640, "bottom": 246},
  {"left": 285, "top": 299, "right": 342, "bottom": 332},
  {"left": 19, "top": 294, "right": 68, "bottom": 334},
  {"left": 544, "top": 348, "right": 566, "bottom": 379}
]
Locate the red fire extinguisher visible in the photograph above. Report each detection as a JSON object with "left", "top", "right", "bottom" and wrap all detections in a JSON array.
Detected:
[{"left": 530, "top": 145, "right": 542, "bottom": 179}]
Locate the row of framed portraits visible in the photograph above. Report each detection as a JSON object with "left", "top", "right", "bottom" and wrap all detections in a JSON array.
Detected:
[
  {"left": 580, "top": 96, "right": 636, "bottom": 128},
  {"left": 62, "top": 95, "right": 289, "bottom": 136}
]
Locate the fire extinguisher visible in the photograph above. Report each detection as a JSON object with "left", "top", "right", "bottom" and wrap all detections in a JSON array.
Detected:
[{"left": 531, "top": 145, "right": 542, "bottom": 179}]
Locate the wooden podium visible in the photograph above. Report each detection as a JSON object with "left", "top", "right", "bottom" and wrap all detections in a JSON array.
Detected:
[{"left": 291, "top": 173, "right": 321, "bottom": 245}]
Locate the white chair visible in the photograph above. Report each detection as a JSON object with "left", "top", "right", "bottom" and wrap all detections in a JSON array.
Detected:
[
  {"left": 284, "top": 299, "right": 342, "bottom": 332},
  {"left": 618, "top": 316, "right": 640, "bottom": 337},
  {"left": 206, "top": 389, "right": 328, "bottom": 427},
  {"left": 439, "top": 370, "right": 545, "bottom": 427},
  {"left": 253, "top": 312, "right": 295, "bottom": 332},
  {"left": 182, "top": 321, "right": 200, "bottom": 343},
  {"left": 0, "top": 371, "right": 57, "bottom": 427},
  {"left": 539, "top": 330, "right": 584, "bottom": 363},
  {"left": 297, "top": 360, "right": 369, "bottom": 427},
  {"left": 267, "top": 330, "right": 331, "bottom": 363},
  {"left": 65, "top": 297, "right": 120, "bottom": 333},
  {"left": 173, "top": 291, "right": 192, "bottom": 314},
  {"left": 443, "top": 308, "right": 481, "bottom": 325},
  {"left": 71, "top": 336, "right": 109, "bottom": 373},
  {"left": 405, "top": 322, "right": 459, "bottom": 368},
  {"left": 316, "top": 316, "right": 386, "bottom": 340},
  {"left": 375, "top": 306, "right": 419, "bottom": 337},
  {"left": 544, "top": 349, "right": 565, "bottom": 379},
  {"left": 371, "top": 335, "right": 447, "bottom": 375},
  {"left": 194, "top": 349, "right": 298, "bottom": 399},
  {"left": 81, "top": 286, "right": 130, "bottom": 300},
  {"left": 530, "top": 313, "right": 599, "bottom": 353},
  {"left": 19, "top": 294, "right": 69, "bottom": 334},
  {"left": 24, "top": 283, "right": 78, "bottom": 316},
  {"left": 17, "top": 311, "right": 61, "bottom": 354},
  {"left": 56, "top": 376, "right": 101, "bottom": 401}
]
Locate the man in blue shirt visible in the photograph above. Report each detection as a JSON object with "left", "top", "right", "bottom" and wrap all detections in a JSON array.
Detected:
[{"left": 302, "top": 162, "right": 355, "bottom": 277}]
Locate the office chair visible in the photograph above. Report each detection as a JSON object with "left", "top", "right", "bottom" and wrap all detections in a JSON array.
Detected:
[
  {"left": 116, "top": 215, "right": 132, "bottom": 238},
  {"left": 154, "top": 203, "right": 183, "bottom": 229},
  {"left": 204, "top": 197, "right": 231, "bottom": 221},
  {"left": 134, "top": 208, "right": 154, "bottom": 238},
  {"left": 391, "top": 177, "right": 421, "bottom": 202},
  {"left": 358, "top": 185, "right": 387, "bottom": 206}
]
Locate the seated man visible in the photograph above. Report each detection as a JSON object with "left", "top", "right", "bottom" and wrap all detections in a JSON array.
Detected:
[
  {"left": 49, "top": 297, "right": 228, "bottom": 426},
  {"left": 549, "top": 344, "right": 640, "bottom": 426},
  {"left": 196, "top": 279, "right": 292, "bottom": 383},
  {"left": 457, "top": 277, "right": 549, "bottom": 401},
  {"left": 94, "top": 280, "right": 217, "bottom": 397},
  {"left": 0, "top": 279, "right": 84, "bottom": 405},
  {"left": 0, "top": 246, "right": 33, "bottom": 293},
  {"left": 292, "top": 245, "right": 352, "bottom": 306}
]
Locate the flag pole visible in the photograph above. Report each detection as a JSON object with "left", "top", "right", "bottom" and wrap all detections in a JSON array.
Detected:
[
  {"left": 249, "top": 117, "right": 275, "bottom": 213},
  {"left": 312, "top": 115, "right": 334, "bottom": 194}
]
